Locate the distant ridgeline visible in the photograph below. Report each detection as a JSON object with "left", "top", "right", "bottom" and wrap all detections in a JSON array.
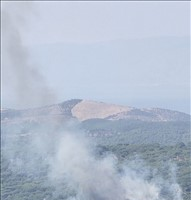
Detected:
[{"left": 1, "top": 99, "right": 190, "bottom": 145}]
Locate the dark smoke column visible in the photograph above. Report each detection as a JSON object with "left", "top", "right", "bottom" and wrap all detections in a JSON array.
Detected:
[{"left": 1, "top": 2, "right": 56, "bottom": 109}]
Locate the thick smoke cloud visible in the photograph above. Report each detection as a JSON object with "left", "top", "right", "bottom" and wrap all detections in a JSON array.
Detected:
[
  {"left": 48, "top": 133, "right": 183, "bottom": 200},
  {"left": 49, "top": 134, "right": 126, "bottom": 200},
  {"left": 2, "top": 120, "right": 183, "bottom": 200},
  {"left": 2, "top": 2, "right": 56, "bottom": 108}
]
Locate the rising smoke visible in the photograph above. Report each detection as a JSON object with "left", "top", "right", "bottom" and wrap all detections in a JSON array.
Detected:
[
  {"left": 2, "top": 2, "right": 56, "bottom": 108},
  {"left": 2, "top": 122, "right": 183, "bottom": 200},
  {"left": 48, "top": 133, "right": 183, "bottom": 200}
]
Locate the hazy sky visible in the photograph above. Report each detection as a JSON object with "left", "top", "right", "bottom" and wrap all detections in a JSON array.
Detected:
[
  {"left": 21, "top": 1, "right": 189, "bottom": 44},
  {"left": 1, "top": 1, "right": 190, "bottom": 113}
]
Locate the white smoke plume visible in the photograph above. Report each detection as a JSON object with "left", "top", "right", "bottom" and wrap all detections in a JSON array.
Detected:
[
  {"left": 1, "top": 2, "right": 56, "bottom": 109},
  {"left": 1, "top": 121, "right": 183, "bottom": 200},
  {"left": 48, "top": 133, "right": 183, "bottom": 200}
]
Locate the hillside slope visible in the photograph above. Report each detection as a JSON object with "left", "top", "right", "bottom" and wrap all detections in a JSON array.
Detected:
[{"left": 1, "top": 99, "right": 190, "bottom": 123}]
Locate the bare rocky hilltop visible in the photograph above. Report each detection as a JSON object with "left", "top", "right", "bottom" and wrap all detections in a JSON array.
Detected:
[{"left": 1, "top": 99, "right": 190, "bottom": 123}]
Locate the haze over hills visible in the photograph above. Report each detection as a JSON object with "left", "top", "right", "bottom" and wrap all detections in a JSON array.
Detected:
[
  {"left": 2, "top": 3, "right": 190, "bottom": 200},
  {"left": 15, "top": 36, "right": 189, "bottom": 114}
]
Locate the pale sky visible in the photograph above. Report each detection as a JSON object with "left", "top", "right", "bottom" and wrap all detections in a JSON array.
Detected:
[
  {"left": 1, "top": 1, "right": 190, "bottom": 113},
  {"left": 21, "top": 1, "right": 190, "bottom": 44}
]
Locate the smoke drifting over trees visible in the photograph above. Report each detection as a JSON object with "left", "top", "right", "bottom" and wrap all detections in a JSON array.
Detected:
[
  {"left": 2, "top": 2, "right": 56, "bottom": 108},
  {"left": 2, "top": 121, "right": 183, "bottom": 200},
  {"left": 48, "top": 133, "right": 183, "bottom": 200}
]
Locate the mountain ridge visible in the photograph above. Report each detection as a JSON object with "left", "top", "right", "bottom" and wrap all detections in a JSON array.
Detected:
[{"left": 1, "top": 99, "right": 190, "bottom": 123}]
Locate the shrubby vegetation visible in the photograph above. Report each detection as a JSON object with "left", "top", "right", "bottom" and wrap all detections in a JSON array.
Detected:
[
  {"left": 82, "top": 119, "right": 190, "bottom": 145},
  {"left": 1, "top": 118, "right": 190, "bottom": 200},
  {"left": 106, "top": 143, "right": 191, "bottom": 200},
  {"left": 1, "top": 140, "right": 190, "bottom": 200}
]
